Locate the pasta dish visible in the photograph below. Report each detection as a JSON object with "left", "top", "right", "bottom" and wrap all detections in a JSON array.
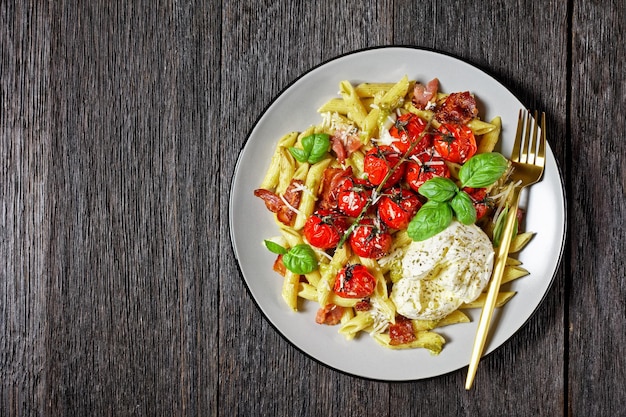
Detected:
[{"left": 253, "top": 76, "right": 533, "bottom": 353}]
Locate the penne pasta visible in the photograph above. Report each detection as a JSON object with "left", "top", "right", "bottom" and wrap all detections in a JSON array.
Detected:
[
  {"left": 354, "top": 82, "right": 396, "bottom": 97},
  {"left": 292, "top": 158, "right": 331, "bottom": 230},
  {"left": 317, "top": 244, "right": 349, "bottom": 307},
  {"left": 467, "top": 118, "right": 496, "bottom": 136},
  {"left": 477, "top": 116, "right": 502, "bottom": 153},
  {"left": 377, "top": 75, "right": 411, "bottom": 109},
  {"left": 339, "top": 80, "right": 369, "bottom": 129},
  {"left": 282, "top": 270, "right": 300, "bottom": 311},
  {"left": 460, "top": 291, "right": 517, "bottom": 309},
  {"left": 276, "top": 148, "right": 297, "bottom": 194},
  {"left": 259, "top": 131, "right": 299, "bottom": 190},
  {"left": 437, "top": 310, "right": 470, "bottom": 327},
  {"left": 509, "top": 232, "right": 534, "bottom": 253},
  {"left": 339, "top": 312, "right": 375, "bottom": 338},
  {"left": 373, "top": 331, "right": 445, "bottom": 354},
  {"left": 501, "top": 264, "right": 530, "bottom": 284}
]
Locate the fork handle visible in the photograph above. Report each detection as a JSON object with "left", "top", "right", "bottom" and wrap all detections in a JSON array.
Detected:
[{"left": 465, "top": 187, "right": 522, "bottom": 389}]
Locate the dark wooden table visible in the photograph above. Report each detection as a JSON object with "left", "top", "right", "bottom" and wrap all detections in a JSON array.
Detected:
[{"left": 2, "top": 1, "right": 625, "bottom": 415}]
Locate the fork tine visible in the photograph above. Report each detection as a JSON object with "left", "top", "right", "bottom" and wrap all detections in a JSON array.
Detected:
[
  {"left": 510, "top": 109, "right": 525, "bottom": 163},
  {"left": 537, "top": 112, "right": 546, "bottom": 168},
  {"left": 520, "top": 109, "right": 533, "bottom": 164},
  {"left": 528, "top": 110, "right": 539, "bottom": 165}
]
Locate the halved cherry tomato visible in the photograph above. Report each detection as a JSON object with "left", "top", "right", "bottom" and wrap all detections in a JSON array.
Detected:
[
  {"left": 303, "top": 209, "right": 348, "bottom": 249},
  {"left": 462, "top": 187, "right": 492, "bottom": 220},
  {"left": 349, "top": 217, "right": 393, "bottom": 259},
  {"left": 333, "top": 264, "right": 376, "bottom": 299},
  {"left": 433, "top": 123, "right": 477, "bottom": 163},
  {"left": 405, "top": 153, "right": 451, "bottom": 192},
  {"left": 336, "top": 176, "right": 371, "bottom": 217},
  {"left": 363, "top": 146, "right": 405, "bottom": 187},
  {"left": 377, "top": 187, "right": 422, "bottom": 230},
  {"left": 388, "top": 113, "right": 432, "bottom": 155}
]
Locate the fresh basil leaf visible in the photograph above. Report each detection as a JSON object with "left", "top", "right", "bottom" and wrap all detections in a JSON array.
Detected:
[
  {"left": 307, "top": 133, "right": 330, "bottom": 164},
  {"left": 450, "top": 191, "right": 477, "bottom": 225},
  {"left": 282, "top": 244, "right": 318, "bottom": 274},
  {"left": 418, "top": 177, "right": 459, "bottom": 202},
  {"left": 264, "top": 240, "right": 288, "bottom": 255},
  {"left": 288, "top": 147, "right": 309, "bottom": 163},
  {"left": 459, "top": 152, "right": 508, "bottom": 188},
  {"left": 407, "top": 201, "right": 453, "bottom": 241},
  {"left": 300, "top": 134, "right": 315, "bottom": 153},
  {"left": 289, "top": 134, "right": 330, "bottom": 164}
]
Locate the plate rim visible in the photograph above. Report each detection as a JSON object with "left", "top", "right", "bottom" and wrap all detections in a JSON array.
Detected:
[{"left": 228, "top": 45, "right": 567, "bottom": 381}]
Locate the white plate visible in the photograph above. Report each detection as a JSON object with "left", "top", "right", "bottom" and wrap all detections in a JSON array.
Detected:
[{"left": 229, "top": 46, "right": 566, "bottom": 381}]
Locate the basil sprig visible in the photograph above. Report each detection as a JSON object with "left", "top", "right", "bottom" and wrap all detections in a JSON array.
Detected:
[
  {"left": 264, "top": 240, "right": 318, "bottom": 274},
  {"left": 407, "top": 152, "right": 508, "bottom": 242},
  {"left": 289, "top": 133, "right": 330, "bottom": 164}
]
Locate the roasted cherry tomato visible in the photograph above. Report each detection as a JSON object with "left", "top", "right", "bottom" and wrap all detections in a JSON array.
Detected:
[
  {"left": 435, "top": 91, "right": 478, "bottom": 125},
  {"left": 405, "top": 153, "right": 451, "bottom": 192},
  {"left": 303, "top": 209, "right": 348, "bottom": 249},
  {"left": 336, "top": 176, "right": 371, "bottom": 217},
  {"left": 433, "top": 123, "right": 477, "bottom": 163},
  {"left": 377, "top": 187, "right": 422, "bottom": 230},
  {"left": 463, "top": 187, "right": 492, "bottom": 220},
  {"left": 333, "top": 264, "right": 377, "bottom": 299},
  {"left": 363, "top": 146, "right": 405, "bottom": 187},
  {"left": 349, "top": 217, "right": 393, "bottom": 259},
  {"left": 388, "top": 113, "right": 432, "bottom": 155}
]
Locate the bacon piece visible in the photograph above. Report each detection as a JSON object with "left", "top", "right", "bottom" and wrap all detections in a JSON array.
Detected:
[
  {"left": 434, "top": 91, "right": 478, "bottom": 125},
  {"left": 253, "top": 188, "right": 282, "bottom": 211},
  {"left": 273, "top": 254, "right": 286, "bottom": 276},
  {"left": 315, "top": 304, "right": 345, "bottom": 325},
  {"left": 389, "top": 315, "right": 416, "bottom": 346},
  {"left": 345, "top": 134, "right": 363, "bottom": 154},
  {"left": 317, "top": 166, "right": 352, "bottom": 211},
  {"left": 354, "top": 299, "right": 371, "bottom": 311},
  {"left": 279, "top": 179, "right": 303, "bottom": 224},
  {"left": 330, "top": 135, "right": 347, "bottom": 165},
  {"left": 330, "top": 130, "right": 362, "bottom": 164},
  {"left": 253, "top": 179, "right": 304, "bottom": 226},
  {"left": 412, "top": 78, "right": 439, "bottom": 109}
]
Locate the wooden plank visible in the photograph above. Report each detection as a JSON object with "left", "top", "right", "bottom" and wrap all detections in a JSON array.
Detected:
[
  {"left": 42, "top": 1, "right": 221, "bottom": 415},
  {"left": 0, "top": 1, "right": 51, "bottom": 415},
  {"left": 568, "top": 0, "right": 626, "bottom": 415}
]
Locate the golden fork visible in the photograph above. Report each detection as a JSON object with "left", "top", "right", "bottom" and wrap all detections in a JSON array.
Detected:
[{"left": 465, "top": 109, "right": 546, "bottom": 390}]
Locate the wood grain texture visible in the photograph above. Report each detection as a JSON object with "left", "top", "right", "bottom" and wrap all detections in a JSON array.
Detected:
[
  {"left": 568, "top": 0, "right": 626, "bottom": 415},
  {"left": 1, "top": 1, "right": 50, "bottom": 415},
  {"left": 1, "top": 0, "right": 625, "bottom": 415}
]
